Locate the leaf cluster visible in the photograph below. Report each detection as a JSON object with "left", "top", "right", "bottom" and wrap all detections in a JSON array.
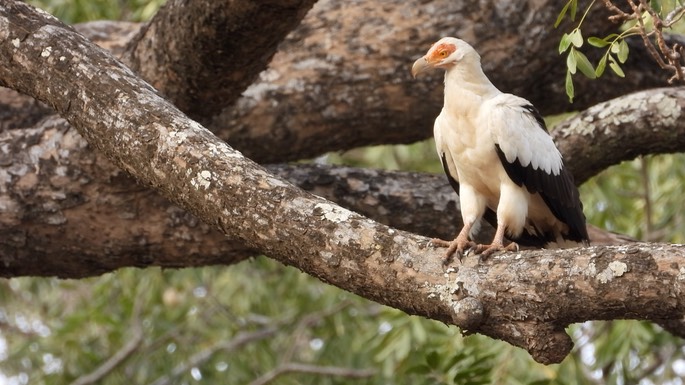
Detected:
[{"left": 556, "top": 1, "right": 631, "bottom": 102}]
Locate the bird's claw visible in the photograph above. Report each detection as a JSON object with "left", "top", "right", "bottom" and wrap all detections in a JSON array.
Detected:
[
  {"left": 474, "top": 242, "right": 519, "bottom": 260},
  {"left": 430, "top": 237, "right": 476, "bottom": 266},
  {"left": 430, "top": 237, "right": 519, "bottom": 265}
]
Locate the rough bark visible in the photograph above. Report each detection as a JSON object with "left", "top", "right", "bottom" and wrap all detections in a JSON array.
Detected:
[
  {"left": 207, "top": 0, "right": 677, "bottom": 163},
  {"left": 1, "top": 2, "right": 684, "bottom": 365},
  {"left": 8, "top": 1, "right": 671, "bottom": 163},
  {"left": 1, "top": 2, "right": 677, "bottom": 278},
  {"left": 0, "top": 115, "right": 459, "bottom": 277},
  {"left": 121, "top": 0, "right": 317, "bottom": 123},
  {"left": 0, "top": 21, "right": 140, "bottom": 132},
  {"left": 2, "top": 3, "right": 681, "bottom": 163},
  {"left": 0, "top": 116, "right": 631, "bottom": 278},
  {"left": 554, "top": 87, "right": 685, "bottom": 184}
]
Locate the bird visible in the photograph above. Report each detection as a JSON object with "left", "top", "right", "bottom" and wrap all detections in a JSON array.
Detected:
[{"left": 411, "top": 37, "right": 589, "bottom": 263}]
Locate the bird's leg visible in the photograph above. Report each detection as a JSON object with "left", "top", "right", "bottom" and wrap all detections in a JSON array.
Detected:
[
  {"left": 431, "top": 222, "right": 476, "bottom": 265},
  {"left": 474, "top": 222, "right": 518, "bottom": 259}
]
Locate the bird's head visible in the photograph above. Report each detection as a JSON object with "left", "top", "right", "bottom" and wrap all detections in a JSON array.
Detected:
[{"left": 411, "top": 37, "right": 479, "bottom": 78}]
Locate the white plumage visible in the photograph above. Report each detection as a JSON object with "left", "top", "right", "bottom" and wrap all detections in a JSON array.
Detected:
[
  {"left": 412, "top": 37, "right": 589, "bottom": 262},
  {"left": 486, "top": 94, "right": 563, "bottom": 175}
]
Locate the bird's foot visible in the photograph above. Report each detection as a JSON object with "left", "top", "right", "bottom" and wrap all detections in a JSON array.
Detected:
[
  {"left": 430, "top": 237, "right": 476, "bottom": 266},
  {"left": 474, "top": 242, "right": 519, "bottom": 260}
]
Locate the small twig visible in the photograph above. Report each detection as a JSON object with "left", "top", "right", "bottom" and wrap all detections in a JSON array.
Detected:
[
  {"left": 281, "top": 300, "right": 352, "bottom": 363},
  {"left": 632, "top": 346, "right": 667, "bottom": 383},
  {"left": 147, "top": 326, "right": 278, "bottom": 385},
  {"left": 247, "top": 363, "right": 376, "bottom": 385},
  {"left": 250, "top": 302, "right": 373, "bottom": 385},
  {"left": 603, "top": 0, "right": 632, "bottom": 22},
  {"left": 639, "top": 156, "right": 654, "bottom": 241},
  {"left": 600, "top": 1, "right": 685, "bottom": 82},
  {"left": 664, "top": 5, "right": 685, "bottom": 26},
  {"left": 69, "top": 293, "right": 145, "bottom": 385},
  {"left": 637, "top": 0, "right": 684, "bottom": 82}
]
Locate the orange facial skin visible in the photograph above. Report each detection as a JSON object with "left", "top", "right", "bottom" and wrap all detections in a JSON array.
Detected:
[{"left": 428, "top": 42, "right": 456, "bottom": 64}]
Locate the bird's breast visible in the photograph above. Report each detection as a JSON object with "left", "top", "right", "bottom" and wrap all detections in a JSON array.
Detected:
[{"left": 438, "top": 113, "right": 506, "bottom": 207}]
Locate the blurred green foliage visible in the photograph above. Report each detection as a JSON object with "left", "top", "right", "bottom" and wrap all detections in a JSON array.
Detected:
[
  {"left": 3, "top": 1, "right": 685, "bottom": 385},
  {"left": 27, "top": 0, "right": 165, "bottom": 23}
]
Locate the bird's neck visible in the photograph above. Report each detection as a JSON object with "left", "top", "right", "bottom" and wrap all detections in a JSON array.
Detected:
[{"left": 443, "top": 60, "right": 500, "bottom": 113}]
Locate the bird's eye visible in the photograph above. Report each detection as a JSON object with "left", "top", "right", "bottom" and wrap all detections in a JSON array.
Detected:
[{"left": 439, "top": 50, "right": 448, "bottom": 57}]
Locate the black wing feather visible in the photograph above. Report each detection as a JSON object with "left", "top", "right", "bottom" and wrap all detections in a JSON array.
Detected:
[
  {"left": 494, "top": 104, "right": 589, "bottom": 244},
  {"left": 440, "top": 152, "right": 461, "bottom": 195}
]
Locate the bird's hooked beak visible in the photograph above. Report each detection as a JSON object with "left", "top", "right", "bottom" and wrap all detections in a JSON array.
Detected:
[{"left": 411, "top": 56, "right": 431, "bottom": 78}]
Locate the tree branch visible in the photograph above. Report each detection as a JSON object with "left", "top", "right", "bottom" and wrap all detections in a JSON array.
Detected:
[
  {"left": 7, "top": 10, "right": 680, "bottom": 277},
  {"left": 70, "top": 294, "right": 145, "bottom": 385},
  {"left": 3, "top": 3, "right": 681, "bottom": 163},
  {"left": 121, "top": 0, "right": 317, "bottom": 123},
  {"left": 554, "top": 87, "right": 685, "bottom": 184},
  {"left": 248, "top": 301, "right": 376, "bottom": 385},
  {"left": 19, "top": 1, "right": 666, "bottom": 163},
  {"left": 0, "top": 118, "right": 632, "bottom": 278},
  {"left": 148, "top": 326, "right": 279, "bottom": 385},
  {"left": 205, "top": 0, "right": 676, "bottom": 163},
  {"left": 248, "top": 363, "right": 376, "bottom": 385}
]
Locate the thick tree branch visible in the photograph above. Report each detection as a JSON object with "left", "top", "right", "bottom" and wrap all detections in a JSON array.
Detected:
[
  {"left": 4, "top": 13, "right": 673, "bottom": 277},
  {"left": 554, "top": 87, "right": 685, "bottom": 184},
  {"left": 2, "top": 4, "right": 681, "bottom": 164},
  {"left": 0, "top": 117, "right": 631, "bottom": 278},
  {"left": 121, "top": 0, "right": 316, "bottom": 123},
  {"left": 206, "top": 0, "right": 677, "bottom": 163},
  {"left": 1, "top": 4, "right": 674, "bottom": 278},
  {"left": 1, "top": 2, "right": 684, "bottom": 365},
  {"left": 16, "top": 2, "right": 667, "bottom": 162}
]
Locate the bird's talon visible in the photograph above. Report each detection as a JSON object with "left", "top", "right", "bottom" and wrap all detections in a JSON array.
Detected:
[
  {"left": 474, "top": 242, "right": 519, "bottom": 260},
  {"left": 430, "top": 237, "right": 476, "bottom": 265},
  {"left": 429, "top": 238, "right": 452, "bottom": 248}
]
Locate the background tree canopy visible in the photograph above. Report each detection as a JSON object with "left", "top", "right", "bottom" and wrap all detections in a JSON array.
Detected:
[{"left": 1, "top": 0, "right": 685, "bottom": 384}]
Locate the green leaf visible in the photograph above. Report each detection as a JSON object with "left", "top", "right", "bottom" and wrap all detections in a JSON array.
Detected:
[
  {"left": 588, "top": 36, "right": 610, "bottom": 47},
  {"left": 595, "top": 54, "right": 608, "bottom": 77},
  {"left": 566, "top": 50, "right": 577, "bottom": 74},
  {"left": 444, "top": 351, "right": 468, "bottom": 371},
  {"left": 610, "top": 41, "right": 621, "bottom": 54},
  {"left": 565, "top": 70, "right": 575, "bottom": 102},
  {"left": 608, "top": 55, "right": 625, "bottom": 77},
  {"left": 406, "top": 364, "right": 431, "bottom": 375},
  {"left": 559, "top": 33, "right": 572, "bottom": 54},
  {"left": 573, "top": 49, "right": 597, "bottom": 79},
  {"left": 426, "top": 351, "right": 440, "bottom": 369},
  {"left": 570, "top": 28, "right": 583, "bottom": 48},
  {"left": 618, "top": 39, "right": 630, "bottom": 63},
  {"left": 554, "top": 1, "right": 571, "bottom": 28},
  {"left": 569, "top": 0, "right": 578, "bottom": 21}
]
